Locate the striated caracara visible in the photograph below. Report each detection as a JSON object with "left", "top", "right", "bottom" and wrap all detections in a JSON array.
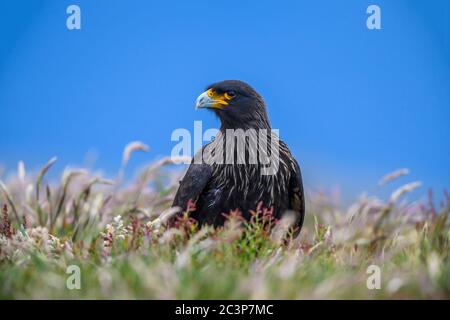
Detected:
[{"left": 173, "top": 80, "right": 305, "bottom": 232}]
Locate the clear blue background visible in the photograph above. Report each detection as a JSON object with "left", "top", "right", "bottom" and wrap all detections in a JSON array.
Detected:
[{"left": 1, "top": 0, "right": 449, "bottom": 201}]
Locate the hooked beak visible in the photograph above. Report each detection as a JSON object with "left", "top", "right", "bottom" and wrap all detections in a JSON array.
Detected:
[{"left": 195, "top": 90, "right": 228, "bottom": 110}]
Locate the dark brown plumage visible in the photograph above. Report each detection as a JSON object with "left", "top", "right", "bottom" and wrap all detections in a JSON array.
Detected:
[{"left": 173, "top": 80, "right": 305, "bottom": 231}]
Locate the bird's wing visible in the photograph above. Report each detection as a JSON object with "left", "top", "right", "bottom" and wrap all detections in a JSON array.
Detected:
[
  {"left": 288, "top": 158, "right": 305, "bottom": 231},
  {"left": 172, "top": 157, "right": 212, "bottom": 211}
]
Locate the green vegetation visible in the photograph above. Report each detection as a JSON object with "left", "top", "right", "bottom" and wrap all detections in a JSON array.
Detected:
[{"left": 0, "top": 144, "right": 449, "bottom": 299}]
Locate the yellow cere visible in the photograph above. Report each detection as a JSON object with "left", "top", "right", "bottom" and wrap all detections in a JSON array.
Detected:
[{"left": 207, "top": 89, "right": 234, "bottom": 108}]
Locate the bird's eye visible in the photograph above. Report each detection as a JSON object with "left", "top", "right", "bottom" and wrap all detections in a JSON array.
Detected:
[{"left": 224, "top": 91, "right": 236, "bottom": 100}]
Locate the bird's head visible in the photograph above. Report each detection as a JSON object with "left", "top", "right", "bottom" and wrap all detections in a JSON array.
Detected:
[{"left": 195, "top": 80, "right": 271, "bottom": 130}]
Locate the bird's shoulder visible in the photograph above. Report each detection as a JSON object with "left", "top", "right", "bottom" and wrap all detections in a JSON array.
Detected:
[{"left": 172, "top": 150, "right": 213, "bottom": 209}]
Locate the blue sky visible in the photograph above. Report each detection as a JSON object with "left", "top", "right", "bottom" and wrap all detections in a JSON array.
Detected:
[{"left": 0, "top": 0, "right": 449, "bottom": 201}]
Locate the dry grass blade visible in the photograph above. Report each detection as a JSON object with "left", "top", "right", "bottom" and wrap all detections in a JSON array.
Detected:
[
  {"left": 147, "top": 206, "right": 181, "bottom": 230},
  {"left": 270, "top": 211, "right": 296, "bottom": 244},
  {"left": 137, "top": 156, "right": 192, "bottom": 187},
  {"left": 116, "top": 142, "right": 150, "bottom": 191},
  {"left": 73, "top": 178, "right": 114, "bottom": 221},
  {"left": 17, "top": 161, "right": 26, "bottom": 183},
  {"left": 176, "top": 227, "right": 211, "bottom": 268},
  {"left": 379, "top": 168, "right": 410, "bottom": 186},
  {"left": 51, "top": 170, "right": 85, "bottom": 231},
  {"left": 122, "top": 141, "right": 150, "bottom": 167},
  {"left": 45, "top": 185, "right": 52, "bottom": 226},
  {"left": 36, "top": 156, "right": 57, "bottom": 202},
  {"left": 83, "top": 178, "right": 115, "bottom": 195},
  {"left": 130, "top": 156, "right": 192, "bottom": 205},
  {"left": 0, "top": 180, "right": 20, "bottom": 223},
  {"left": 390, "top": 181, "right": 422, "bottom": 203}
]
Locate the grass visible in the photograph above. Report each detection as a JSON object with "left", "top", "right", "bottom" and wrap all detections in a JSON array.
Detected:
[{"left": 0, "top": 143, "right": 449, "bottom": 299}]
